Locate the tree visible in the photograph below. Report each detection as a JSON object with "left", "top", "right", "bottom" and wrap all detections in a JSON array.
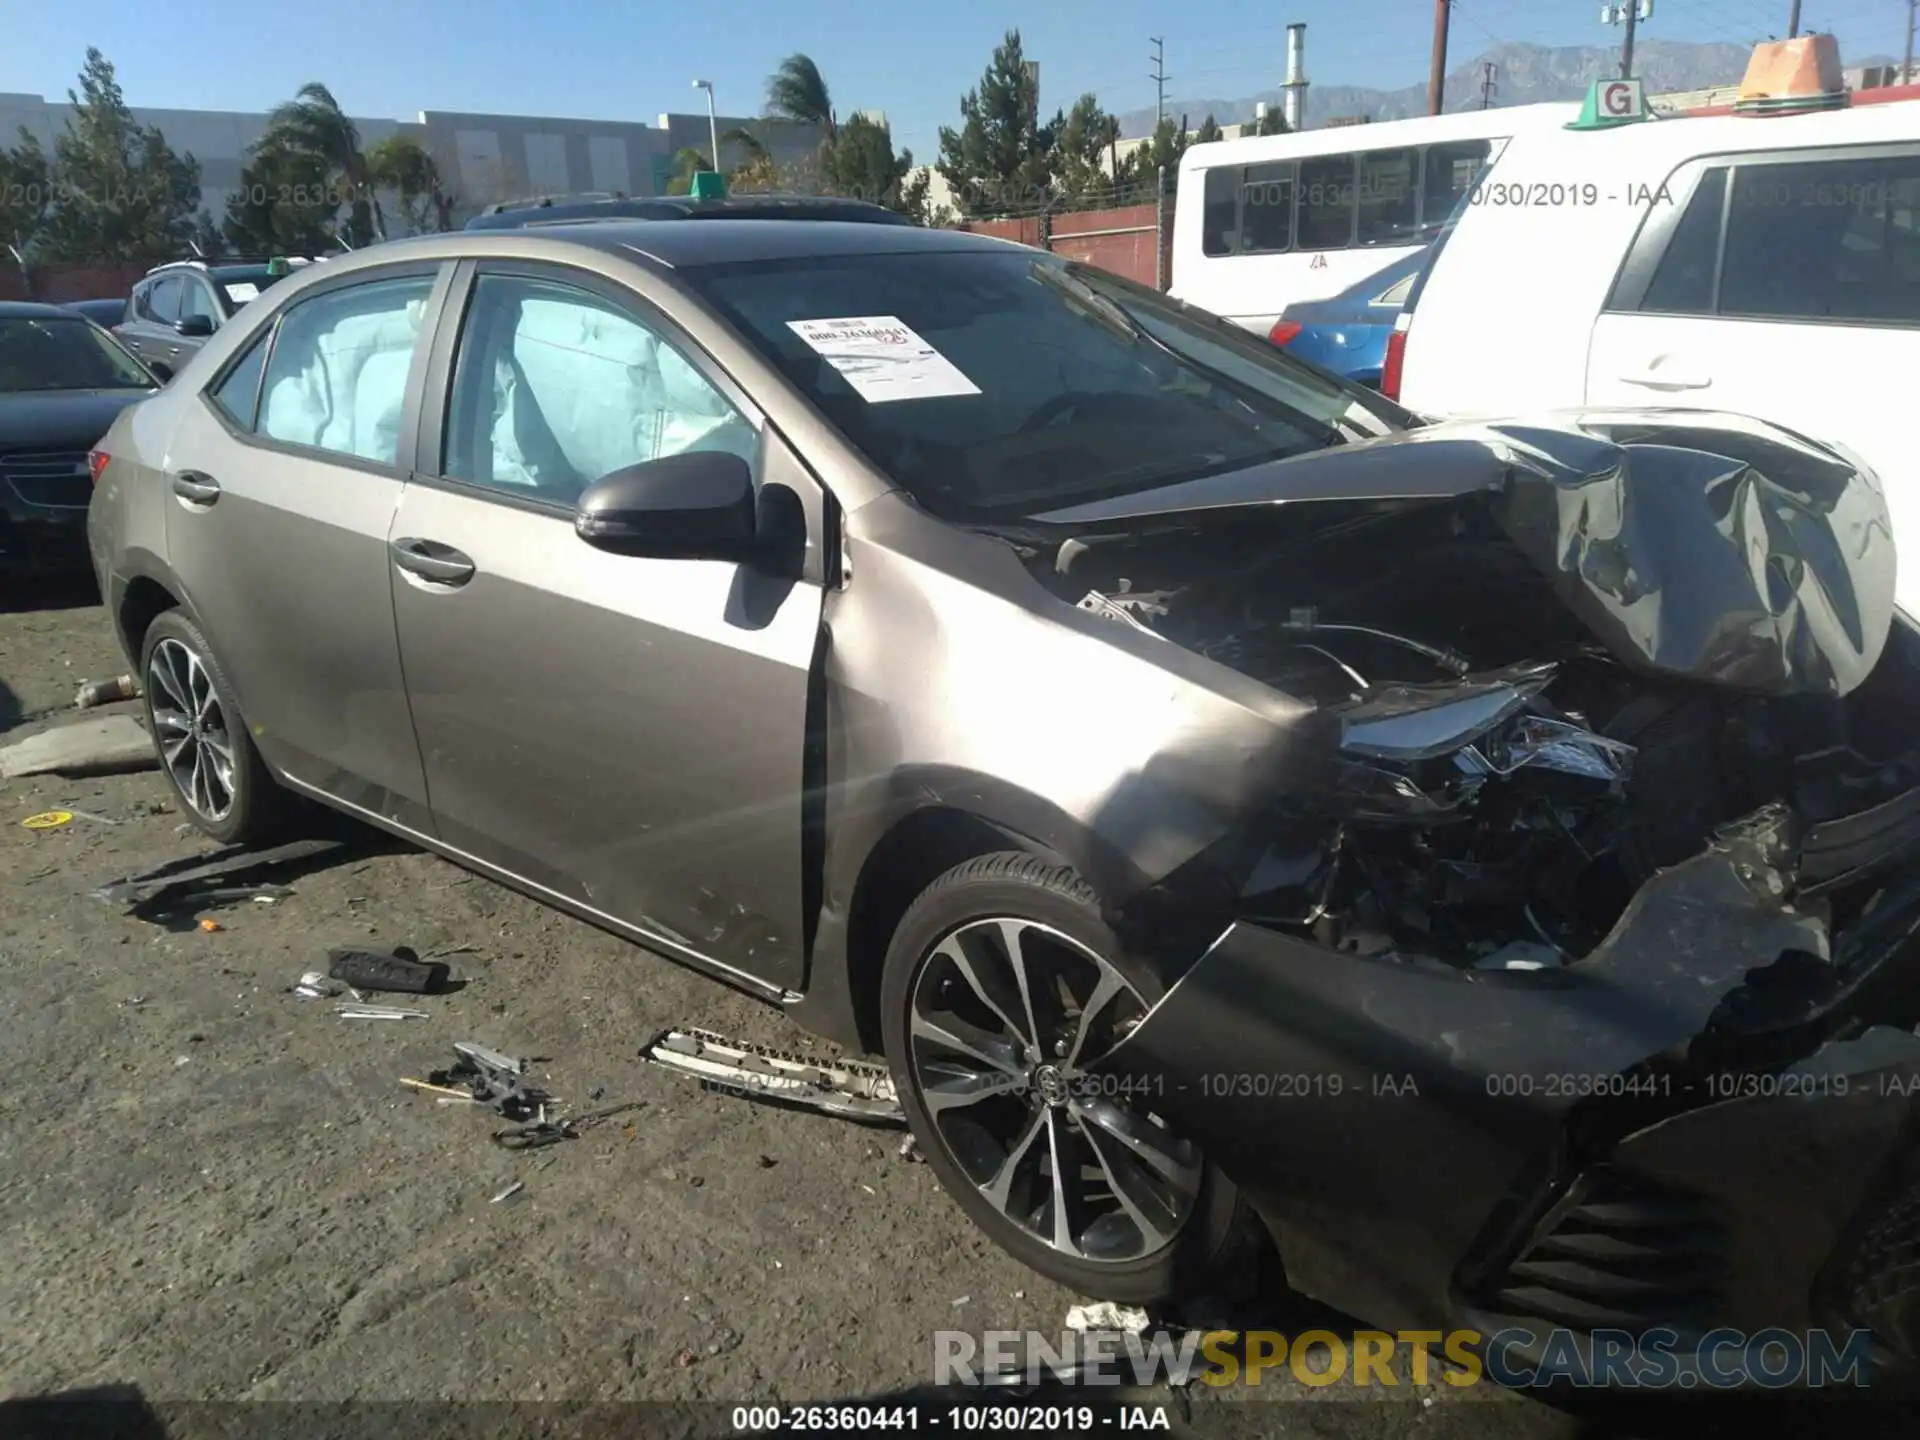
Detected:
[
  {"left": 365, "top": 134, "right": 456, "bottom": 235},
  {"left": 1192, "top": 114, "right": 1224, "bottom": 146},
  {"left": 222, "top": 140, "right": 339, "bottom": 255},
  {"left": 765, "top": 54, "right": 836, "bottom": 142},
  {"left": 823, "top": 113, "right": 914, "bottom": 209},
  {"left": 190, "top": 210, "right": 225, "bottom": 259},
  {"left": 1139, "top": 115, "right": 1192, "bottom": 178},
  {"left": 936, "top": 29, "right": 1057, "bottom": 218},
  {"left": 664, "top": 147, "right": 711, "bottom": 196},
  {"left": 1254, "top": 106, "right": 1290, "bottom": 136},
  {"left": 1050, "top": 93, "right": 1124, "bottom": 208},
  {"left": 259, "top": 82, "right": 382, "bottom": 245},
  {"left": 32, "top": 49, "right": 201, "bottom": 262},
  {"left": 0, "top": 131, "right": 52, "bottom": 261}
]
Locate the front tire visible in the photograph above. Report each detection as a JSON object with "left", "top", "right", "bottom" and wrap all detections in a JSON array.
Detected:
[
  {"left": 881, "top": 851, "right": 1251, "bottom": 1305},
  {"left": 140, "top": 609, "right": 287, "bottom": 845}
]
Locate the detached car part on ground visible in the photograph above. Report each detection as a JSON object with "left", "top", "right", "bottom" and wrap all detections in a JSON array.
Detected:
[{"left": 84, "top": 222, "right": 1920, "bottom": 1383}]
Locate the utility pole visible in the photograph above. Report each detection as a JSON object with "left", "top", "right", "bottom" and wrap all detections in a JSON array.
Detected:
[
  {"left": 1149, "top": 37, "right": 1169, "bottom": 130},
  {"left": 1906, "top": 0, "right": 1917, "bottom": 86},
  {"left": 1428, "top": 0, "right": 1452, "bottom": 115},
  {"left": 1787, "top": 0, "right": 1801, "bottom": 38},
  {"left": 1602, "top": 1, "right": 1650, "bottom": 80},
  {"left": 1480, "top": 62, "right": 1496, "bottom": 108}
]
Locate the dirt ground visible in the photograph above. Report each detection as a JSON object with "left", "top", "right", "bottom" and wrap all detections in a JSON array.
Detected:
[{"left": 0, "top": 578, "right": 1902, "bottom": 1440}]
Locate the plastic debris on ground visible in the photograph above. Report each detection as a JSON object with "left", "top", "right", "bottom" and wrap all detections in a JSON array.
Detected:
[
  {"left": 0, "top": 713, "right": 156, "bottom": 779},
  {"left": 327, "top": 945, "right": 451, "bottom": 995},
  {"left": 1065, "top": 1302, "right": 1152, "bottom": 1334},
  {"left": 335, "top": 1003, "right": 428, "bottom": 1020},
  {"left": 92, "top": 836, "right": 349, "bottom": 920},
  {"left": 643, "top": 1025, "right": 904, "bottom": 1125}
]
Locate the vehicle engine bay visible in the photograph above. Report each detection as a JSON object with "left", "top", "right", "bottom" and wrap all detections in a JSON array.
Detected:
[{"left": 1048, "top": 494, "right": 1920, "bottom": 973}]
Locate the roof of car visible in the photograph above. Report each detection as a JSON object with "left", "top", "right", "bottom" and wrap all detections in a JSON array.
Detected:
[
  {"left": 0, "top": 300, "right": 84, "bottom": 319},
  {"left": 533, "top": 217, "right": 1022, "bottom": 269},
  {"left": 464, "top": 193, "right": 916, "bottom": 230}
]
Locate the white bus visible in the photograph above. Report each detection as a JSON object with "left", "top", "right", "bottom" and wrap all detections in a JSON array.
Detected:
[{"left": 1170, "top": 103, "right": 1580, "bottom": 336}]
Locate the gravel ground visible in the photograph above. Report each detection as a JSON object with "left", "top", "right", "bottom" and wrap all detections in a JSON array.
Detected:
[{"left": 0, "top": 578, "right": 1906, "bottom": 1440}]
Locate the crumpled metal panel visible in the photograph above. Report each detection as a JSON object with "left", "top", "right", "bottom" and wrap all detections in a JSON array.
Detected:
[{"left": 1034, "top": 408, "right": 1896, "bottom": 699}]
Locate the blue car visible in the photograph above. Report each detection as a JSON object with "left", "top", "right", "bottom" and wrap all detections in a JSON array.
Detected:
[{"left": 1267, "top": 250, "right": 1428, "bottom": 388}]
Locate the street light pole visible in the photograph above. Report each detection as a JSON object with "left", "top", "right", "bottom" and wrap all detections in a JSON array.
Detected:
[{"left": 692, "top": 79, "right": 719, "bottom": 170}]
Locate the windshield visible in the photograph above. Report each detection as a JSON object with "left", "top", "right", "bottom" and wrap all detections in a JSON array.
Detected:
[
  {"left": 0, "top": 315, "right": 153, "bottom": 393},
  {"left": 688, "top": 249, "right": 1409, "bottom": 521}
]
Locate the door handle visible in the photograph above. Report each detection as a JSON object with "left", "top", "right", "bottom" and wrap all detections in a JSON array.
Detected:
[
  {"left": 391, "top": 537, "right": 476, "bottom": 586},
  {"left": 1617, "top": 363, "right": 1711, "bottom": 392},
  {"left": 170, "top": 471, "right": 221, "bottom": 505}
]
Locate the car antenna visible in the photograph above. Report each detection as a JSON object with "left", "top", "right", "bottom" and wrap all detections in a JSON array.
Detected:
[{"left": 188, "top": 238, "right": 205, "bottom": 258}]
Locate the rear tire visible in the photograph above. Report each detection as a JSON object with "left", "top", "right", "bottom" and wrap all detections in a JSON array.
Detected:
[
  {"left": 881, "top": 850, "right": 1258, "bottom": 1306},
  {"left": 140, "top": 609, "right": 288, "bottom": 846}
]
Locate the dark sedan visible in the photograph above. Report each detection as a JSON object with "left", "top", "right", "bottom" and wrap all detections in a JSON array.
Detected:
[
  {"left": 1, "top": 301, "right": 157, "bottom": 571},
  {"left": 62, "top": 297, "right": 128, "bottom": 328}
]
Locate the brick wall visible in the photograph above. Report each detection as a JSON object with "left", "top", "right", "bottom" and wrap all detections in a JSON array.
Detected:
[
  {"left": 0, "top": 261, "right": 151, "bottom": 305},
  {"left": 955, "top": 201, "right": 1171, "bottom": 291}
]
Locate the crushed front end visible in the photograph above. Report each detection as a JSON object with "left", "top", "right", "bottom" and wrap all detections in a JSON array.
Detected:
[{"left": 1032, "top": 413, "right": 1920, "bottom": 1377}]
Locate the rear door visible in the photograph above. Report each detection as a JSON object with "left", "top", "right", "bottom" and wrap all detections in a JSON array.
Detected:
[
  {"left": 121, "top": 275, "right": 180, "bottom": 367},
  {"left": 388, "top": 259, "right": 825, "bottom": 993},
  {"left": 163, "top": 261, "right": 451, "bottom": 831},
  {"left": 1587, "top": 142, "right": 1920, "bottom": 614}
]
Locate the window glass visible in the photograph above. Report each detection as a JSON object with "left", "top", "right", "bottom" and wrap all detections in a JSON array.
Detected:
[
  {"left": 444, "top": 273, "right": 756, "bottom": 504},
  {"left": 0, "top": 316, "right": 153, "bottom": 393},
  {"left": 1239, "top": 162, "right": 1295, "bottom": 253},
  {"left": 1722, "top": 153, "right": 1920, "bottom": 324},
  {"left": 1356, "top": 149, "right": 1420, "bottom": 246},
  {"left": 1297, "top": 155, "right": 1356, "bottom": 250},
  {"left": 1375, "top": 272, "right": 1417, "bottom": 307},
  {"left": 179, "top": 280, "right": 221, "bottom": 326},
  {"left": 258, "top": 274, "right": 434, "bottom": 465},
  {"left": 209, "top": 332, "right": 271, "bottom": 430},
  {"left": 688, "top": 250, "right": 1407, "bottom": 524},
  {"left": 1421, "top": 141, "right": 1494, "bottom": 234},
  {"left": 1640, "top": 167, "right": 1727, "bottom": 315},
  {"left": 1201, "top": 166, "right": 1240, "bottom": 256},
  {"left": 146, "top": 277, "right": 182, "bottom": 324}
]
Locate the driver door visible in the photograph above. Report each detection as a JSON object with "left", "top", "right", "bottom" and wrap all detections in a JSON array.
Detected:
[{"left": 389, "top": 261, "right": 825, "bottom": 992}]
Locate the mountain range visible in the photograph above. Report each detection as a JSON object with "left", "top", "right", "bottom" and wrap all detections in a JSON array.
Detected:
[{"left": 1113, "top": 39, "right": 1886, "bottom": 136}]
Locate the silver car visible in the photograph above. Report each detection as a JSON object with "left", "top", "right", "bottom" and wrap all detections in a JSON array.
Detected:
[{"left": 88, "top": 221, "right": 1920, "bottom": 1371}]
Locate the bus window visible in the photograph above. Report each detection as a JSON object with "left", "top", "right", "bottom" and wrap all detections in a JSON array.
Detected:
[
  {"left": 1357, "top": 149, "right": 1420, "bottom": 246},
  {"left": 1297, "top": 154, "right": 1356, "bottom": 249},
  {"left": 1240, "top": 162, "right": 1295, "bottom": 253},
  {"left": 1202, "top": 166, "right": 1240, "bottom": 256},
  {"left": 1421, "top": 140, "right": 1493, "bottom": 228}
]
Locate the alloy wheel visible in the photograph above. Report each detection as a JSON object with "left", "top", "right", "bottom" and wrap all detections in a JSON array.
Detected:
[
  {"left": 907, "top": 918, "right": 1201, "bottom": 1264},
  {"left": 147, "top": 637, "right": 237, "bottom": 823}
]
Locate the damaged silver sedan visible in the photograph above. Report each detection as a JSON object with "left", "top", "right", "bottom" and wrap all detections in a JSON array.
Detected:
[{"left": 87, "top": 220, "right": 1920, "bottom": 1379}]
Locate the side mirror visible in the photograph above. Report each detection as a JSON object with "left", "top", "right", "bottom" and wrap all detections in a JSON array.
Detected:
[
  {"left": 146, "top": 361, "right": 175, "bottom": 384},
  {"left": 575, "top": 450, "right": 756, "bottom": 560},
  {"left": 174, "top": 314, "right": 215, "bottom": 338}
]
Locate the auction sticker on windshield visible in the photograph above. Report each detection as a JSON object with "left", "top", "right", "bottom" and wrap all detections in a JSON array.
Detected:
[{"left": 787, "top": 316, "right": 980, "bottom": 403}]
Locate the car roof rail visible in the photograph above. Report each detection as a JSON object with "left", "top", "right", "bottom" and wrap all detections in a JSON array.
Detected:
[{"left": 483, "top": 191, "right": 629, "bottom": 215}]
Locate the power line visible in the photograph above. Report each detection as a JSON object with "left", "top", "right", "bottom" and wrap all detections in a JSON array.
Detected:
[{"left": 1148, "top": 37, "right": 1168, "bottom": 130}]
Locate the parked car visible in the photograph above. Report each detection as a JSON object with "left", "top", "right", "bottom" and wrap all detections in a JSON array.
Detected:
[
  {"left": 1, "top": 301, "right": 156, "bottom": 570},
  {"left": 115, "top": 258, "right": 313, "bottom": 379},
  {"left": 87, "top": 221, "right": 1920, "bottom": 1377},
  {"left": 464, "top": 192, "right": 916, "bottom": 231},
  {"left": 1391, "top": 98, "right": 1920, "bottom": 613},
  {"left": 62, "top": 297, "right": 127, "bottom": 328},
  {"left": 1266, "top": 249, "right": 1427, "bottom": 386}
]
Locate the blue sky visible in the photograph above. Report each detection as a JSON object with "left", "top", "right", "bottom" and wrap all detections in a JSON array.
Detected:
[{"left": 3, "top": 0, "right": 1907, "bottom": 160}]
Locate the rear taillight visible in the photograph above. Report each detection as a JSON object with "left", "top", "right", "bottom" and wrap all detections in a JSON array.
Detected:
[
  {"left": 1267, "top": 319, "right": 1303, "bottom": 348},
  {"left": 1381, "top": 315, "right": 1411, "bottom": 401},
  {"left": 88, "top": 450, "right": 110, "bottom": 486}
]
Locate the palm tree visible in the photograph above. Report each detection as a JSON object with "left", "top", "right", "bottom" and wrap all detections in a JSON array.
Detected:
[
  {"left": 259, "top": 82, "right": 383, "bottom": 244},
  {"left": 765, "top": 54, "right": 835, "bottom": 142},
  {"left": 365, "top": 135, "right": 456, "bottom": 234}
]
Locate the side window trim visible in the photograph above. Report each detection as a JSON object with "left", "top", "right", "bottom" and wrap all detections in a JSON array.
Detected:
[
  {"left": 201, "top": 316, "right": 280, "bottom": 433},
  {"left": 413, "top": 257, "right": 765, "bottom": 492},
  {"left": 205, "top": 260, "right": 453, "bottom": 475}
]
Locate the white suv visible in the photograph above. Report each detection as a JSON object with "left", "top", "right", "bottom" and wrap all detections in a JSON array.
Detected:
[{"left": 1392, "top": 100, "right": 1920, "bottom": 611}]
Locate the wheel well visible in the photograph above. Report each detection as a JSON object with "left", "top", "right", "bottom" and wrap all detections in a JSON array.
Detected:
[
  {"left": 117, "top": 576, "right": 178, "bottom": 662},
  {"left": 844, "top": 808, "right": 1046, "bottom": 1054}
]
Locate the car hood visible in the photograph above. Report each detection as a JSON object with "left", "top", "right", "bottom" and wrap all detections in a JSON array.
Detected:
[
  {"left": 1031, "top": 408, "right": 1897, "bottom": 698},
  {"left": 0, "top": 388, "right": 153, "bottom": 450}
]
